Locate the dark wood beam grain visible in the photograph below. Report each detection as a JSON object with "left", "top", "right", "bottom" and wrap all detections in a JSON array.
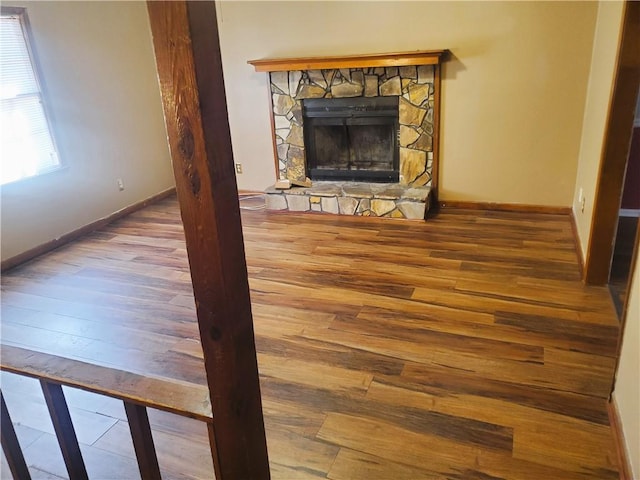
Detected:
[{"left": 145, "top": 2, "right": 270, "bottom": 479}]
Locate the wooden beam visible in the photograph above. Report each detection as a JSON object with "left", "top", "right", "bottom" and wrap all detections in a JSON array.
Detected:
[
  {"left": 585, "top": 1, "right": 640, "bottom": 284},
  {"left": 146, "top": 2, "right": 270, "bottom": 479},
  {"left": 248, "top": 50, "right": 448, "bottom": 72}
]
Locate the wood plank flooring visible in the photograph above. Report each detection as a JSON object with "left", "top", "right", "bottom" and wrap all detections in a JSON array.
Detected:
[{"left": 1, "top": 196, "right": 621, "bottom": 479}]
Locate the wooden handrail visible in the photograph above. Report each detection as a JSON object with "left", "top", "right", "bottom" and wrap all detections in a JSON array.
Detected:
[
  {"left": 1, "top": 344, "right": 214, "bottom": 479},
  {"left": 0, "top": 345, "right": 212, "bottom": 422}
]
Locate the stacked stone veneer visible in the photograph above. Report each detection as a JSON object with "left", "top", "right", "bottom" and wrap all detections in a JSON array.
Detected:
[
  {"left": 265, "top": 181, "right": 431, "bottom": 220},
  {"left": 270, "top": 65, "right": 435, "bottom": 186}
]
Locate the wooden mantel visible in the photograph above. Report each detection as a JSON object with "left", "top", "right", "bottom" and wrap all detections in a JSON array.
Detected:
[{"left": 248, "top": 49, "right": 447, "bottom": 72}]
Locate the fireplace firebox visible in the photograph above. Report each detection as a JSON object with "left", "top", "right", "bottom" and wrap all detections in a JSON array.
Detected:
[{"left": 302, "top": 97, "right": 399, "bottom": 182}]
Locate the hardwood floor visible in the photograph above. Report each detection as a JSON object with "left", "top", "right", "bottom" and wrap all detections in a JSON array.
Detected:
[{"left": 1, "top": 196, "right": 621, "bottom": 479}]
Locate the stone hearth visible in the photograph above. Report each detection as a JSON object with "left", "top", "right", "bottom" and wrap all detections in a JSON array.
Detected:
[{"left": 265, "top": 181, "right": 430, "bottom": 220}]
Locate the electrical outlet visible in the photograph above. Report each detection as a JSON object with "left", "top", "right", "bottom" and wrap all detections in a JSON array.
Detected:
[
  {"left": 235, "top": 163, "right": 243, "bottom": 174},
  {"left": 578, "top": 188, "right": 583, "bottom": 204},
  {"left": 117, "top": 178, "right": 125, "bottom": 191}
]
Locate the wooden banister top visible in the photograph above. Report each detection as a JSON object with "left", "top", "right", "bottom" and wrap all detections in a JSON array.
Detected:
[
  {"left": 248, "top": 50, "right": 448, "bottom": 72},
  {"left": 0, "top": 345, "right": 212, "bottom": 422}
]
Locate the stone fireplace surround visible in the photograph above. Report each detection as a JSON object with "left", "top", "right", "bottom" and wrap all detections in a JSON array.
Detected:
[{"left": 249, "top": 51, "right": 446, "bottom": 219}]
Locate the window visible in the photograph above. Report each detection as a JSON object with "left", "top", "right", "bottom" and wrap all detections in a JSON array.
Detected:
[{"left": 1, "top": 7, "right": 60, "bottom": 185}]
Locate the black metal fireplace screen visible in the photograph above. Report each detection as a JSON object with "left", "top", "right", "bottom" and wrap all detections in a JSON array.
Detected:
[{"left": 302, "top": 97, "right": 399, "bottom": 182}]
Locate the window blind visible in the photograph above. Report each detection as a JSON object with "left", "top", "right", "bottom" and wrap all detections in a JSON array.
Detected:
[{"left": 1, "top": 11, "right": 60, "bottom": 185}]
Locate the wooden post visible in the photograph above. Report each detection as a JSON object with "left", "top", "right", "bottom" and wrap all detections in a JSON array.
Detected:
[{"left": 146, "top": 2, "right": 270, "bottom": 479}]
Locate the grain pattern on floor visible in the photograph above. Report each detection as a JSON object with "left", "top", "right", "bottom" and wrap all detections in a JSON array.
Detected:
[{"left": 1, "top": 196, "right": 621, "bottom": 479}]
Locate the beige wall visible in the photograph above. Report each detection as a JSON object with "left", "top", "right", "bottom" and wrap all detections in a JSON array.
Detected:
[
  {"left": 572, "top": 1, "right": 625, "bottom": 257},
  {"left": 0, "top": 1, "right": 174, "bottom": 261},
  {"left": 217, "top": 1, "right": 597, "bottom": 204},
  {"left": 614, "top": 257, "right": 640, "bottom": 477}
]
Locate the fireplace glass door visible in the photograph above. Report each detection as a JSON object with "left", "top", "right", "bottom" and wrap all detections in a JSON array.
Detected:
[{"left": 303, "top": 97, "right": 399, "bottom": 182}]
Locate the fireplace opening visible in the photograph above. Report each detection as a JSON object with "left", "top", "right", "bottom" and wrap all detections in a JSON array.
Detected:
[{"left": 303, "top": 97, "right": 399, "bottom": 182}]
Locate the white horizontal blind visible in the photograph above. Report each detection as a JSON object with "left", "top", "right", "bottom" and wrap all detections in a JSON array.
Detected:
[{"left": 1, "top": 11, "right": 60, "bottom": 185}]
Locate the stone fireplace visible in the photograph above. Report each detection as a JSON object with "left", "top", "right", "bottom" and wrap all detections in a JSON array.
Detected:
[{"left": 249, "top": 51, "right": 447, "bottom": 219}]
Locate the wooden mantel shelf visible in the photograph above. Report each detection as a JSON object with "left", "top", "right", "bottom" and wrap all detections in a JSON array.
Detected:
[{"left": 248, "top": 50, "right": 448, "bottom": 72}]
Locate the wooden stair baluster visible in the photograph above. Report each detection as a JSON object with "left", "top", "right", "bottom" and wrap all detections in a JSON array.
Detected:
[
  {"left": 40, "top": 380, "right": 89, "bottom": 480},
  {"left": 0, "top": 391, "right": 31, "bottom": 480},
  {"left": 124, "top": 402, "right": 162, "bottom": 480}
]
